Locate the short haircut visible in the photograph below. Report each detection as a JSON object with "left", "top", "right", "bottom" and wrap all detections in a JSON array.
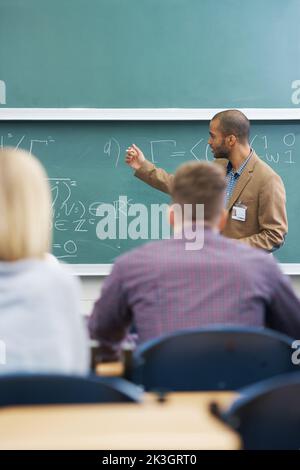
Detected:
[
  {"left": 172, "top": 161, "right": 226, "bottom": 222},
  {"left": 212, "top": 109, "right": 250, "bottom": 143},
  {"left": 0, "top": 147, "right": 52, "bottom": 261}
]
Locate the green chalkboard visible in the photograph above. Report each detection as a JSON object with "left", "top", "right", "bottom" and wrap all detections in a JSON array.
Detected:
[
  {"left": 0, "top": 120, "right": 299, "bottom": 264},
  {"left": 1, "top": 0, "right": 300, "bottom": 108}
]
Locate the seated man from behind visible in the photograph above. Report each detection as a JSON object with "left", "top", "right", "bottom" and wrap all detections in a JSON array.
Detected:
[{"left": 89, "top": 161, "right": 300, "bottom": 360}]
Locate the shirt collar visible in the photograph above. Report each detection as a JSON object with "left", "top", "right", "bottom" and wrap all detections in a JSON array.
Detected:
[{"left": 226, "top": 148, "right": 253, "bottom": 176}]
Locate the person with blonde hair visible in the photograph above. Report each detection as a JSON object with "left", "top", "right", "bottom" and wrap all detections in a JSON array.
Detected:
[{"left": 0, "top": 147, "right": 89, "bottom": 375}]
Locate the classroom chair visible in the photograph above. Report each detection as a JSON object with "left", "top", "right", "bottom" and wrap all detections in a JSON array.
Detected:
[
  {"left": 219, "top": 372, "right": 300, "bottom": 449},
  {"left": 128, "top": 326, "right": 298, "bottom": 391},
  {"left": 0, "top": 374, "right": 142, "bottom": 407}
]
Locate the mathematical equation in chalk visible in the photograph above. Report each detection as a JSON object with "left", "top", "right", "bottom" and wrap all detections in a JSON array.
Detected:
[
  {"left": 0, "top": 131, "right": 297, "bottom": 167},
  {"left": 104, "top": 134, "right": 297, "bottom": 165},
  {"left": 0, "top": 133, "right": 56, "bottom": 154},
  {"left": 50, "top": 178, "right": 135, "bottom": 259}
]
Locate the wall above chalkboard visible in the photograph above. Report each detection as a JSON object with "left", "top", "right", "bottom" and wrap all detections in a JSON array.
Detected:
[{"left": 1, "top": 0, "right": 300, "bottom": 109}]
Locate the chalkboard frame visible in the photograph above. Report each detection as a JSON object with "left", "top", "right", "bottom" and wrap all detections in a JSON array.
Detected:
[
  {"left": 70, "top": 263, "right": 300, "bottom": 276},
  {"left": 0, "top": 108, "right": 300, "bottom": 120}
]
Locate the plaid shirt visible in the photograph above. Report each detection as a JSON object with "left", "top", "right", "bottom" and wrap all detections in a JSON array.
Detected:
[
  {"left": 89, "top": 229, "right": 300, "bottom": 359},
  {"left": 225, "top": 150, "right": 253, "bottom": 206}
]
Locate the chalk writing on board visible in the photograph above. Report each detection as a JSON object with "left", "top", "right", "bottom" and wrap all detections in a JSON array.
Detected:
[
  {"left": 205, "top": 143, "right": 214, "bottom": 162},
  {"left": 146, "top": 139, "right": 215, "bottom": 163},
  {"left": 291, "top": 80, "right": 300, "bottom": 105},
  {"left": 149, "top": 139, "right": 212, "bottom": 163},
  {"left": 190, "top": 139, "right": 203, "bottom": 161},
  {"left": 146, "top": 135, "right": 298, "bottom": 165},
  {"left": 50, "top": 178, "right": 75, "bottom": 218},
  {"left": 89, "top": 202, "right": 105, "bottom": 216},
  {"left": 0, "top": 81, "right": 6, "bottom": 105},
  {"left": 171, "top": 151, "right": 186, "bottom": 157},
  {"left": 53, "top": 240, "right": 78, "bottom": 259},
  {"left": 48, "top": 177, "right": 125, "bottom": 259},
  {"left": 0, "top": 134, "right": 25, "bottom": 150},
  {"left": 29, "top": 139, "right": 51, "bottom": 154},
  {"left": 104, "top": 138, "right": 120, "bottom": 167},
  {"left": 0, "top": 133, "right": 55, "bottom": 153},
  {"left": 150, "top": 139, "right": 190, "bottom": 163},
  {"left": 113, "top": 197, "right": 134, "bottom": 218},
  {"left": 49, "top": 178, "right": 87, "bottom": 258},
  {"left": 1, "top": 131, "right": 297, "bottom": 169},
  {"left": 250, "top": 134, "right": 296, "bottom": 164},
  {"left": 150, "top": 140, "right": 177, "bottom": 164}
]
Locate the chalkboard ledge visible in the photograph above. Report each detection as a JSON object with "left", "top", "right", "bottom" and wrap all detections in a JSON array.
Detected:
[
  {"left": 67, "top": 264, "right": 300, "bottom": 276},
  {"left": 68, "top": 264, "right": 112, "bottom": 276},
  {"left": 0, "top": 108, "right": 300, "bottom": 120}
]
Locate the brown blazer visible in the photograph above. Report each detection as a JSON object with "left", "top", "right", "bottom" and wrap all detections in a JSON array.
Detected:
[{"left": 135, "top": 152, "right": 288, "bottom": 251}]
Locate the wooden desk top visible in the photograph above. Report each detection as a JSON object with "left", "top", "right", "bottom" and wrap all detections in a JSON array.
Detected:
[
  {"left": 0, "top": 392, "right": 240, "bottom": 450},
  {"left": 96, "top": 361, "right": 124, "bottom": 377}
]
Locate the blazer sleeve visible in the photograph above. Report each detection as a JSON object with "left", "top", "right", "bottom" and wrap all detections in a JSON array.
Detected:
[
  {"left": 239, "top": 173, "right": 288, "bottom": 252},
  {"left": 134, "top": 159, "right": 174, "bottom": 195}
]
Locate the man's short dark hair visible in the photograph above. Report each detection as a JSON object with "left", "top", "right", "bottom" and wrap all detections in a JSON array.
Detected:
[
  {"left": 172, "top": 161, "right": 226, "bottom": 222},
  {"left": 212, "top": 109, "right": 250, "bottom": 144}
]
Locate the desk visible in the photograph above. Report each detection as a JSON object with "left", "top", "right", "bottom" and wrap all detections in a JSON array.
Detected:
[
  {"left": 0, "top": 392, "right": 240, "bottom": 450},
  {"left": 96, "top": 361, "right": 124, "bottom": 377}
]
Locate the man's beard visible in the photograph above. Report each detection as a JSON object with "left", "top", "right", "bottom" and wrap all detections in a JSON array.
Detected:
[{"left": 213, "top": 143, "right": 230, "bottom": 159}]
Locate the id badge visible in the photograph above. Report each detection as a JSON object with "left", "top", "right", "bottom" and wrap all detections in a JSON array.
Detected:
[{"left": 232, "top": 203, "right": 247, "bottom": 222}]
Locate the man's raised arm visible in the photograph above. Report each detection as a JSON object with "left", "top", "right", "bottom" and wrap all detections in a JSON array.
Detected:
[{"left": 126, "top": 144, "right": 174, "bottom": 194}]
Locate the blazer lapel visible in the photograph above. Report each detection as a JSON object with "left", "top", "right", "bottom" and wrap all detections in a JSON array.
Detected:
[{"left": 226, "top": 152, "right": 259, "bottom": 211}]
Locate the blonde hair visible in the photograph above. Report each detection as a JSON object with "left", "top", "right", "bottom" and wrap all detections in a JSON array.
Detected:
[
  {"left": 172, "top": 161, "right": 226, "bottom": 222},
  {"left": 0, "top": 147, "right": 52, "bottom": 261}
]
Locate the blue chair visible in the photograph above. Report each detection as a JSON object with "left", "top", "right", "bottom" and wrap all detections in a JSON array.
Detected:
[
  {"left": 129, "top": 326, "right": 298, "bottom": 391},
  {"left": 221, "top": 372, "right": 300, "bottom": 449},
  {"left": 0, "top": 374, "right": 142, "bottom": 407}
]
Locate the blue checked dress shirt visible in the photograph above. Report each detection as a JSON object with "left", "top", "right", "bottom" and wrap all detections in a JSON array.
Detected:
[{"left": 225, "top": 149, "right": 253, "bottom": 206}]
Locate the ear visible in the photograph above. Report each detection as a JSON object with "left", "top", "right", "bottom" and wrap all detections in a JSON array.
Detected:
[
  {"left": 227, "top": 134, "right": 237, "bottom": 147},
  {"left": 218, "top": 208, "right": 228, "bottom": 232}
]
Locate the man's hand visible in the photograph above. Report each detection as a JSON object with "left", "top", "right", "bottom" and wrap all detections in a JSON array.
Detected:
[{"left": 125, "top": 144, "right": 146, "bottom": 171}]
